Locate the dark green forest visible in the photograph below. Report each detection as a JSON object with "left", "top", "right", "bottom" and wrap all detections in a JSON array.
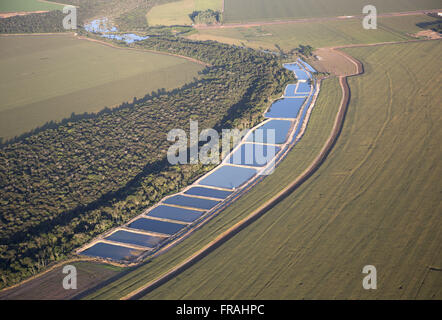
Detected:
[
  {"left": 0, "top": 11, "right": 67, "bottom": 33},
  {"left": 0, "top": 35, "right": 294, "bottom": 288}
]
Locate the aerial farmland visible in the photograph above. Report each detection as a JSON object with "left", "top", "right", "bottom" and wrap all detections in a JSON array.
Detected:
[{"left": 0, "top": 0, "right": 440, "bottom": 307}]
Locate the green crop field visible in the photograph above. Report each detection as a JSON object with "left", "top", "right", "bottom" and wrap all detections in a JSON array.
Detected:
[
  {"left": 190, "top": 14, "right": 440, "bottom": 51},
  {"left": 146, "top": 0, "right": 223, "bottom": 26},
  {"left": 0, "top": 0, "right": 63, "bottom": 13},
  {"left": 84, "top": 76, "right": 344, "bottom": 300},
  {"left": 0, "top": 34, "right": 203, "bottom": 140},
  {"left": 224, "top": 0, "right": 442, "bottom": 23},
  {"left": 137, "top": 41, "right": 442, "bottom": 299}
]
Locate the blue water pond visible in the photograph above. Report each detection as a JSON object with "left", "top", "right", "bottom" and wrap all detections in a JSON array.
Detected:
[
  {"left": 84, "top": 19, "right": 148, "bottom": 44},
  {"left": 184, "top": 186, "right": 233, "bottom": 199},
  {"left": 81, "top": 242, "right": 145, "bottom": 261},
  {"left": 265, "top": 98, "right": 306, "bottom": 119},
  {"left": 199, "top": 165, "right": 258, "bottom": 189},
  {"left": 246, "top": 119, "right": 292, "bottom": 144},
  {"left": 146, "top": 204, "right": 204, "bottom": 222}
]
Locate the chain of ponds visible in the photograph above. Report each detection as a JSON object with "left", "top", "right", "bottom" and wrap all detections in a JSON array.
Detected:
[{"left": 77, "top": 49, "right": 318, "bottom": 262}]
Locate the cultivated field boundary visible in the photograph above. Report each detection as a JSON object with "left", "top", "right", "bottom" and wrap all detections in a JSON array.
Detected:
[{"left": 74, "top": 60, "right": 318, "bottom": 268}]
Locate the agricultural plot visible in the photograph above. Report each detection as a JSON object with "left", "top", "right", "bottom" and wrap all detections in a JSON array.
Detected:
[
  {"left": 0, "top": 0, "right": 63, "bottom": 13},
  {"left": 189, "top": 14, "right": 440, "bottom": 51},
  {"left": 297, "top": 82, "right": 312, "bottom": 93},
  {"left": 284, "top": 63, "right": 311, "bottom": 80},
  {"left": 376, "top": 14, "right": 442, "bottom": 35},
  {"left": 226, "top": 143, "right": 281, "bottom": 167},
  {"left": 223, "top": 0, "right": 442, "bottom": 23},
  {"left": 81, "top": 242, "right": 145, "bottom": 262},
  {"left": 0, "top": 34, "right": 203, "bottom": 140},
  {"left": 146, "top": 0, "right": 223, "bottom": 26},
  {"left": 140, "top": 41, "right": 442, "bottom": 299}
]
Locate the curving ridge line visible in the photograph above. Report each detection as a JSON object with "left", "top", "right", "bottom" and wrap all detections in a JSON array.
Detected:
[{"left": 121, "top": 52, "right": 364, "bottom": 300}]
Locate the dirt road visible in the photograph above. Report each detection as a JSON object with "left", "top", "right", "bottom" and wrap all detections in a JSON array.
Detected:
[
  {"left": 195, "top": 9, "right": 441, "bottom": 30},
  {"left": 120, "top": 51, "right": 363, "bottom": 300}
]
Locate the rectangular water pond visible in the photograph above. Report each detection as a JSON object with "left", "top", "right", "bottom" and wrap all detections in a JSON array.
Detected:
[
  {"left": 128, "top": 218, "right": 186, "bottom": 235},
  {"left": 105, "top": 230, "right": 165, "bottom": 248},
  {"left": 246, "top": 119, "right": 292, "bottom": 144},
  {"left": 284, "top": 63, "right": 310, "bottom": 81},
  {"left": 265, "top": 98, "right": 306, "bottom": 119},
  {"left": 81, "top": 242, "right": 145, "bottom": 262},
  {"left": 199, "top": 165, "right": 258, "bottom": 190},
  {"left": 226, "top": 143, "right": 280, "bottom": 167},
  {"left": 297, "top": 82, "right": 311, "bottom": 93},
  {"left": 147, "top": 204, "right": 204, "bottom": 222},
  {"left": 184, "top": 186, "right": 233, "bottom": 199},
  {"left": 163, "top": 195, "right": 219, "bottom": 211},
  {"left": 291, "top": 93, "right": 315, "bottom": 143}
]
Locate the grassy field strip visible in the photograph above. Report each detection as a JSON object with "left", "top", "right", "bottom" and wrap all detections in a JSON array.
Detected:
[
  {"left": 0, "top": 34, "right": 205, "bottom": 140},
  {"left": 223, "top": 0, "right": 442, "bottom": 23},
  {"left": 140, "top": 40, "right": 441, "bottom": 299},
  {"left": 84, "top": 74, "right": 343, "bottom": 299}
]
